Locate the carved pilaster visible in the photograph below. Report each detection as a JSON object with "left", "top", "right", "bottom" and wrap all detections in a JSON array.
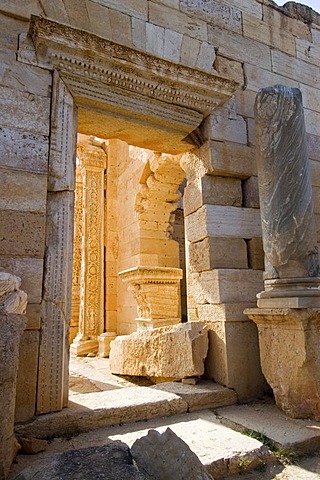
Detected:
[
  {"left": 37, "top": 73, "right": 77, "bottom": 414},
  {"left": 119, "top": 266, "right": 183, "bottom": 330},
  {"left": 70, "top": 141, "right": 106, "bottom": 356},
  {"left": 70, "top": 165, "right": 83, "bottom": 343}
]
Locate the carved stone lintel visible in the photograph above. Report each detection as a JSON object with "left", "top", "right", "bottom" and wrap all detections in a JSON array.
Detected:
[{"left": 119, "top": 267, "right": 183, "bottom": 330}]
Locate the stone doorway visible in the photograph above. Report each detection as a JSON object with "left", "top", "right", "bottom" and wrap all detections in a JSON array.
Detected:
[{"left": 17, "top": 15, "right": 237, "bottom": 416}]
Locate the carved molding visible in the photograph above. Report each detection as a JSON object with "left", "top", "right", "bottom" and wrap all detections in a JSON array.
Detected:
[
  {"left": 119, "top": 266, "right": 183, "bottom": 330},
  {"left": 23, "top": 16, "right": 238, "bottom": 120}
]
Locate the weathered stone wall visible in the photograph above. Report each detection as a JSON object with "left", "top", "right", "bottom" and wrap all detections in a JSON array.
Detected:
[{"left": 1, "top": 0, "right": 320, "bottom": 412}]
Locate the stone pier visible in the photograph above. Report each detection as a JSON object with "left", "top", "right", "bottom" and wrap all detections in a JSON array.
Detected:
[{"left": 246, "top": 85, "right": 320, "bottom": 420}]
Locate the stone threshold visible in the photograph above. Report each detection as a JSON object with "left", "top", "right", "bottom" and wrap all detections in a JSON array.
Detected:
[{"left": 15, "top": 381, "right": 236, "bottom": 440}]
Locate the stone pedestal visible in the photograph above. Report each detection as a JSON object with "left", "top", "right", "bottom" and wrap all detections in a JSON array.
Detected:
[
  {"left": 246, "top": 308, "right": 320, "bottom": 420},
  {"left": 118, "top": 267, "right": 183, "bottom": 330},
  {"left": 97, "top": 332, "right": 117, "bottom": 358}
]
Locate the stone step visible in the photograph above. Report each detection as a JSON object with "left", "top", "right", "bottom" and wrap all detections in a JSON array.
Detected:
[
  {"left": 15, "top": 381, "right": 236, "bottom": 440},
  {"left": 216, "top": 400, "right": 320, "bottom": 455},
  {"left": 11, "top": 410, "right": 274, "bottom": 480}
]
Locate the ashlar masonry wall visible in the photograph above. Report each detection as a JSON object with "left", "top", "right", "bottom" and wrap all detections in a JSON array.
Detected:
[{"left": 0, "top": 0, "right": 320, "bottom": 418}]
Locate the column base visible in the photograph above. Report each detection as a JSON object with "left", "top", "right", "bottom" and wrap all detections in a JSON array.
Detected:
[
  {"left": 246, "top": 307, "right": 320, "bottom": 421},
  {"left": 70, "top": 338, "right": 99, "bottom": 357},
  {"left": 97, "top": 332, "right": 117, "bottom": 358}
]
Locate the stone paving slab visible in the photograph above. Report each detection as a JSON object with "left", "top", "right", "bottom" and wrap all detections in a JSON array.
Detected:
[
  {"left": 11, "top": 410, "right": 274, "bottom": 480},
  {"left": 216, "top": 401, "right": 320, "bottom": 454},
  {"left": 15, "top": 381, "right": 236, "bottom": 440}
]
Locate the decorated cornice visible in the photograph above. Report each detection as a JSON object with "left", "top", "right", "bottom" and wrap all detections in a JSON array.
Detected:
[
  {"left": 118, "top": 266, "right": 183, "bottom": 285},
  {"left": 26, "top": 15, "right": 239, "bottom": 117}
]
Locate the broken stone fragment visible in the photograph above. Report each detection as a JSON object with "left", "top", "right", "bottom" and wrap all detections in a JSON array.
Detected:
[
  {"left": 0, "top": 290, "right": 27, "bottom": 315},
  {"left": 12, "top": 442, "right": 147, "bottom": 480},
  {"left": 109, "top": 322, "right": 208, "bottom": 379},
  {"left": 131, "top": 428, "right": 214, "bottom": 480},
  {"left": 0, "top": 272, "right": 21, "bottom": 297},
  {"left": 17, "top": 437, "right": 48, "bottom": 455}
]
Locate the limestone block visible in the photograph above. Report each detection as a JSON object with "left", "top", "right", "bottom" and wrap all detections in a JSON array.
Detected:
[
  {"left": 262, "top": 4, "right": 311, "bottom": 41},
  {"left": 243, "top": 13, "right": 296, "bottom": 55},
  {"left": 242, "top": 176, "right": 259, "bottom": 208},
  {"left": 247, "top": 238, "right": 264, "bottom": 271},
  {"left": 207, "top": 26, "right": 271, "bottom": 69},
  {"left": 146, "top": 23, "right": 165, "bottom": 58},
  {"left": 131, "top": 428, "right": 213, "bottom": 480},
  {"left": 25, "top": 304, "right": 41, "bottom": 330},
  {"left": 201, "top": 175, "right": 242, "bottom": 207},
  {"left": 180, "top": 0, "right": 241, "bottom": 33},
  {"left": 110, "top": 9, "right": 132, "bottom": 47},
  {"left": 311, "top": 160, "right": 320, "bottom": 187},
  {"left": 247, "top": 118, "right": 255, "bottom": 146},
  {"left": 189, "top": 237, "right": 248, "bottom": 272},
  {"left": 301, "top": 84, "right": 320, "bottom": 114},
  {"left": 205, "top": 320, "right": 267, "bottom": 401},
  {"left": 17, "top": 437, "right": 48, "bottom": 455},
  {"left": 296, "top": 37, "right": 320, "bottom": 68},
  {"left": 164, "top": 29, "right": 183, "bottom": 63},
  {"left": 86, "top": 1, "right": 112, "bottom": 39},
  {"left": 244, "top": 63, "right": 299, "bottom": 93},
  {"left": 0, "top": 312, "right": 27, "bottom": 479},
  {"left": 180, "top": 35, "right": 201, "bottom": 68},
  {"left": 308, "top": 134, "right": 320, "bottom": 162},
  {"left": 0, "top": 59, "right": 51, "bottom": 97},
  {"left": 0, "top": 272, "right": 20, "bottom": 297},
  {"left": 191, "top": 269, "right": 263, "bottom": 304},
  {"left": 271, "top": 50, "right": 320, "bottom": 90},
  {"left": 0, "top": 86, "right": 50, "bottom": 135},
  {"left": 0, "top": 168, "right": 47, "bottom": 212},
  {"left": 305, "top": 109, "right": 320, "bottom": 137},
  {"left": 246, "top": 308, "right": 320, "bottom": 420},
  {"left": 196, "top": 42, "right": 216, "bottom": 72},
  {"left": 183, "top": 179, "right": 202, "bottom": 216},
  {"left": 186, "top": 205, "right": 262, "bottom": 243},
  {"left": 93, "top": 0, "right": 148, "bottom": 20},
  {"left": 203, "top": 110, "right": 247, "bottom": 144},
  {"left": 197, "top": 303, "right": 255, "bottom": 323},
  {"left": 0, "top": 126, "right": 49, "bottom": 174},
  {"left": 149, "top": 2, "right": 208, "bottom": 41},
  {"left": 15, "top": 330, "right": 39, "bottom": 422},
  {"left": 109, "top": 322, "right": 208, "bottom": 379},
  {"left": 199, "top": 140, "right": 257, "bottom": 178},
  {"left": 235, "top": 89, "right": 256, "bottom": 118},
  {"left": 0, "top": 0, "right": 43, "bottom": 20},
  {"left": 222, "top": 0, "right": 262, "bottom": 18},
  {"left": 0, "top": 210, "right": 46, "bottom": 258},
  {"left": 214, "top": 55, "right": 244, "bottom": 85},
  {"left": 132, "top": 17, "right": 146, "bottom": 50}
]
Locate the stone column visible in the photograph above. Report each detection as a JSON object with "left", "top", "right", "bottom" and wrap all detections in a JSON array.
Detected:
[
  {"left": 255, "top": 84, "right": 320, "bottom": 306},
  {"left": 246, "top": 85, "right": 320, "bottom": 421},
  {"left": 70, "top": 142, "right": 106, "bottom": 356}
]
